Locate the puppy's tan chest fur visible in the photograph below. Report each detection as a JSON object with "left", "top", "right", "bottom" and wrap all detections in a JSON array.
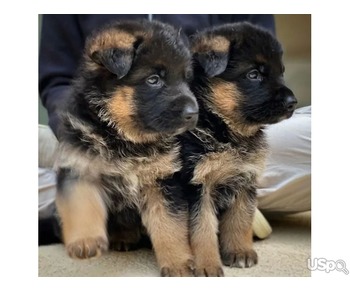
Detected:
[
  {"left": 191, "top": 147, "right": 267, "bottom": 189},
  {"left": 56, "top": 143, "right": 181, "bottom": 210},
  {"left": 131, "top": 149, "right": 181, "bottom": 185}
]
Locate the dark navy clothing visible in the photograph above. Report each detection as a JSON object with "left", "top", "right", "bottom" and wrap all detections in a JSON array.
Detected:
[{"left": 39, "top": 14, "right": 275, "bottom": 138}]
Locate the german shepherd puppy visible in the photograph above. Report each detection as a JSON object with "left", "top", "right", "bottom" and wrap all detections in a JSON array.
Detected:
[
  {"left": 178, "top": 22, "right": 297, "bottom": 276},
  {"left": 54, "top": 20, "right": 198, "bottom": 276}
]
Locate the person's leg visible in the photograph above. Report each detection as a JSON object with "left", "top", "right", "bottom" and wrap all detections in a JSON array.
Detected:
[
  {"left": 39, "top": 167, "right": 61, "bottom": 244},
  {"left": 39, "top": 125, "right": 61, "bottom": 244},
  {"left": 257, "top": 106, "right": 311, "bottom": 214},
  {"left": 39, "top": 168, "right": 56, "bottom": 219}
]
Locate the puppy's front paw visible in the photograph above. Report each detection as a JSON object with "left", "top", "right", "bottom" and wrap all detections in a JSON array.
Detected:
[
  {"left": 67, "top": 236, "right": 108, "bottom": 259},
  {"left": 221, "top": 249, "right": 258, "bottom": 268},
  {"left": 160, "top": 259, "right": 195, "bottom": 277}
]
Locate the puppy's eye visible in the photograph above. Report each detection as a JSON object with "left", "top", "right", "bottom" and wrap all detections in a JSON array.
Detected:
[
  {"left": 247, "top": 69, "right": 263, "bottom": 81},
  {"left": 146, "top": 75, "right": 162, "bottom": 86}
]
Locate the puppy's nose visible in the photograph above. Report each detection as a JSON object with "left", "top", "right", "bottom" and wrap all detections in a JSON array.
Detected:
[
  {"left": 182, "top": 104, "right": 199, "bottom": 121},
  {"left": 284, "top": 95, "right": 297, "bottom": 112}
]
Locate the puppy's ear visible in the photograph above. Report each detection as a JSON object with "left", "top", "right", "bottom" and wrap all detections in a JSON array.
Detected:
[
  {"left": 194, "top": 51, "right": 228, "bottom": 77},
  {"left": 192, "top": 35, "right": 230, "bottom": 77},
  {"left": 91, "top": 48, "right": 134, "bottom": 79}
]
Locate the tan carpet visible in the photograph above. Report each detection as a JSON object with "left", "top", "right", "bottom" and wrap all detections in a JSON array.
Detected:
[{"left": 39, "top": 211, "right": 311, "bottom": 277}]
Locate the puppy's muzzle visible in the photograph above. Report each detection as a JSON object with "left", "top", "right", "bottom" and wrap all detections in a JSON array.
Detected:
[
  {"left": 167, "top": 83, "right": 199, "bottom": 132},
  {"left": 182, "top": 99, "right": 198, "bottom": 126}
]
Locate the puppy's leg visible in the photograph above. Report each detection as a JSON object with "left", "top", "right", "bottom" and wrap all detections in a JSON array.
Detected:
[
  {"left": 219, "top": 188, "right": 258, "bottom": 268},
  {"left": 190, "top": 185, "right": 224, "bottom": 277},
  {"left": 141, "top": 185, "right": 194, "bottom": 277},
  {"left": 56, "top": 169, "right": 108, "bottom": 259}
]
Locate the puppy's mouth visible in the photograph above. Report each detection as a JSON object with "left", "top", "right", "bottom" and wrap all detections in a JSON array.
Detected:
[
  {"left": 285, "top": 110, "right": 294, "bottom": 119},
  {"left": 140, "top": 96, "right": 199, "bottom": 136},
  {"left": 264, "top": 110, "right": 296, "bottom": 124},
  {"left": 170, "top": 113, "right": 199, "bottom": 135},
  {"left": 245, "top": 93, "right": 297, "bottom": 125},
  {"left": 175, "top": 122, "right": 198, "bottom": 135},
  {"left": 142, "top": 112, "right": 198, "bottom": 136},
  {"left": 276, "top": 96, "right": 297, "bottom": 122}
]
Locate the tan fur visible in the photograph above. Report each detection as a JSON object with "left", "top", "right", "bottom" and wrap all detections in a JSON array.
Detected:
[
  {"left": 107, "top": 86, "right": 161, "bottom": 143},
  {"left": 55, "top": 142, "right": 181, "bottom": 211},
  {"left": 141, "top": 185, "right": 194, "bottom": 276},
  {"left": 190, "top": 184, "right": 223, "bottom": 276},
  {"left": 190, "top": 151, "right": 252, "bottom": 276},
  {"left": 192, "top": 150, "right": 266, "bottom": 187},
  {"left": 64, "top": 114, "right": 111, "bottom": 158},
  {"left": 84, "top": 60, "right": 100, "bottom": 72},
  {"left": 192, "top": 36, "right": 230, "bottom": 53},
  {"left": 210, "top": 80, "right": 238, "bottom": 116},
  {"left": 56, "top": 141, "right": 180, "bottom": 182},
  {"left": 85, "top": 29, "right": 149, "bottom": 72},
  {"left": 209, "top": 79, "right": 261, "bottom": 137},
  {"left": 55, "top": 130, "right": 185, "bottom": 263},
  {"left": 190, "top": 150, "right": 266, "bottom": 273},
  {"left": 56, "top": 181, "right": 108, "bottom": 258},
  {"left": 135, "top": 147, "right": 182, "bottom": 185},
  {"left": 88, "top": 29, "right": 137, "bottom": 55},
  {"left": 192, "top": 151, "right": 238, "bottom": 187},
  {"left": 54, "top": 143, "right": 119, "bottom": 179},
  {"left": 219, "top": 192, "right": 256, "bottom": 253},
  {"left": 219, "top": 191, "right": 258, "bottom": 268}
]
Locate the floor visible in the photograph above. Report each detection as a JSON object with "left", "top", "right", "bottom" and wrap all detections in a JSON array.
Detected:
[{"left": 38, "top": 211, "right": 311, "bottom": 277}]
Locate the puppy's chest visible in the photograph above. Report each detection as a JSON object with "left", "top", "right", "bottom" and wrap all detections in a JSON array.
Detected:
[
  {"left": 191, "top": 137, "right": 267, "bottom": 188},
  {"left": 102, "top": 150, "right": 181, "bottom": 210}
]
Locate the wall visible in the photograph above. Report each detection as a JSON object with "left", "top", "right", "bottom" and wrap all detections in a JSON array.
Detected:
[{"left": 275, "top": 14, "right": 311, "bottom": 107}]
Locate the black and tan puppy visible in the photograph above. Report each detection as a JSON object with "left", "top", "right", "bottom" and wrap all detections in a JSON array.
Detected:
[
  {"left": 54, "top": 20, "right": 198, "bottom": 276},
  {"left": 178, "top": 22, "right": 297, "bottom": 276}
]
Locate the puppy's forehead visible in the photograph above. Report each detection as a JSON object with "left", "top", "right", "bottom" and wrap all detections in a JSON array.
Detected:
[
  {"left": 137, "top": 30, "right": 192, "bottom": 76},
  {"left": 254, "top": 53, "right": 283, "bottom": 70},
  {"left": 142, "top": 42, "right": 190, "bottom": 67}
]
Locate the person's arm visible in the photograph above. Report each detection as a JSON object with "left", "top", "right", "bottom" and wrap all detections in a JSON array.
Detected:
[{"left": 39, "top": 15, "right": 85, "bottom": 138}]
